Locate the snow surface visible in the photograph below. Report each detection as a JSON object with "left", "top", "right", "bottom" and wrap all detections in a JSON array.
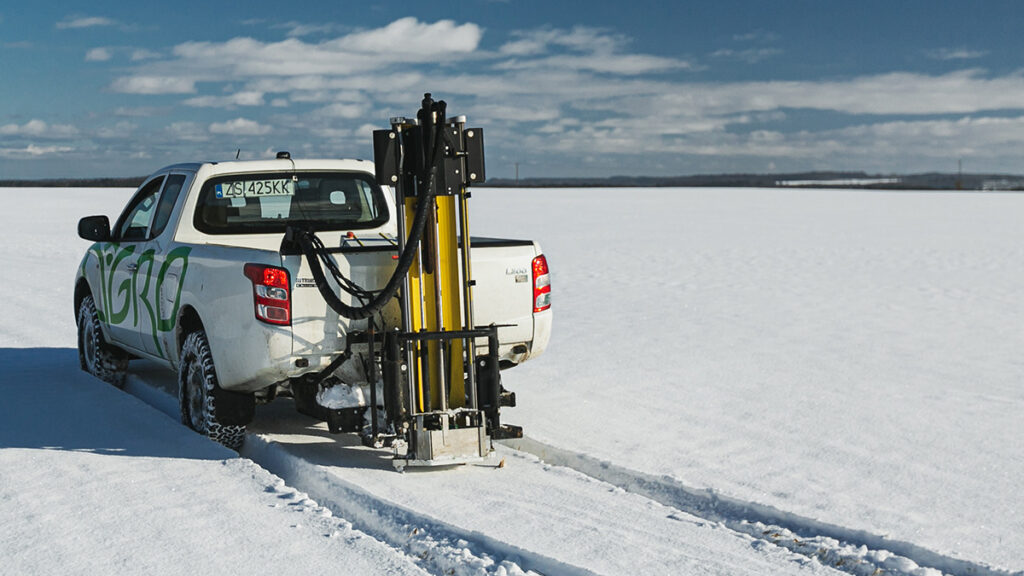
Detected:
[
  {"left": 0, "top": 350, "right": 429, "bottom": 576},
  {"left": 470, "top": 187, "right": 1024, "bottom": 573},
  {"left": 1, "top": 186, "right": 1021, "bottom": 575}
]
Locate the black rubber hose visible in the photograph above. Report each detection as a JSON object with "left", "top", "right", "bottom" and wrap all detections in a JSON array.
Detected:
[
  {"left": 297, "top": 179, "right": 435, "bottom": 320},
  {"left": 300, "top": 97, "right": 448, "bottom": 321}
]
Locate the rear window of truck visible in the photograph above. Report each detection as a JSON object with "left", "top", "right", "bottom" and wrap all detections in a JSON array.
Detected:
[{"left": 193, "top": 171, "right": 389, "bottom": 234}]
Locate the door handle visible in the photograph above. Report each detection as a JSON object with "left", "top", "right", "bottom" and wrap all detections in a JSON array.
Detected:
[{"left": 126, "top": 262, "right": 139, "bottom": 272}]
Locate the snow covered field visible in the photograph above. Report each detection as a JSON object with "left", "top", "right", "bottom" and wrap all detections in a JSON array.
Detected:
[{"left": 1, "top": 186, "right": 1021, "bottom": 575}]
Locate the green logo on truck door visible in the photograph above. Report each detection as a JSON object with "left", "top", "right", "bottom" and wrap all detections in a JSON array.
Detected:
[{"left": 88, "top": 243, "right": 191, "bottom": 359}]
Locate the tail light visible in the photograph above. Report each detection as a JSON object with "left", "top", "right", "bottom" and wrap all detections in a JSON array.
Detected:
[
  {"left": 532, "top": 255, "right": 551, "bottom": 313},
  {"left": 243, "top": 264, "right": 291, "bottom": 325}
]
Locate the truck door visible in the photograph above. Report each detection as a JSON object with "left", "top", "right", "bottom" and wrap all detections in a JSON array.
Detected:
[
  {"left": 104, "top": 175, "right": 166, "bottom": 353},
  {"left": 137, "top": 173, "right": 191, "bottom": 360}
]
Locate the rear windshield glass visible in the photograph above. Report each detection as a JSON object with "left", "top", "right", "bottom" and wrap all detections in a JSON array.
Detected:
[{"left": 194, "top": 171, "right": 388, "bottom": 234}]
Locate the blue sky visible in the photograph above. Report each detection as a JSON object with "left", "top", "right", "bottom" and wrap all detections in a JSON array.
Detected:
[{"left": 3, "top": 1, "right": 1024, "bottom": 179}]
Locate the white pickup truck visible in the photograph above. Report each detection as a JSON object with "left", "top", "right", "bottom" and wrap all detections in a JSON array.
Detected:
[{"left": 74, "top": 157, "right": 551, "bottom": 448}]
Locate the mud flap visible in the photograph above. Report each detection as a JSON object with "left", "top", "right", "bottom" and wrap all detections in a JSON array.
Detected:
[{"left": 211, "top": 386, "right": 256, "bottom": 426}]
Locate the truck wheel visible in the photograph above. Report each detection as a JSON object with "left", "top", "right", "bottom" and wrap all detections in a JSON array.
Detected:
[
  {"left": 178, "top": 330, "right": 249, "bottom": 450},
  {"left": 77, "top": 295, "right": 128, "bottom": 388}
]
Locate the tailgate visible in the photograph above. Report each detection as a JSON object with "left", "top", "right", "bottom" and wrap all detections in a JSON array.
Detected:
[
  {"left": 282, "top": 234, "right": 547, "bottom": 366},
  {"left": 283, "top": 236, "right": 400, "bottom": 358}
]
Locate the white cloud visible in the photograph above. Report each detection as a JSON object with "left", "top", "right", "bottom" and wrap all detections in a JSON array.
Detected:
[
  {"left": 208, "top": 118, "right": 272, "bottom": 136},
  {"left": 96, "top": 121, "right": 137, "bottom": 139},
  {"left": 925, "top": 48, "right": 988, "bottom": 61},
  {"left": 167, "top": 122, "right": 210, "bottom": 142},
  {"left": 274, "top": 21, "right": 336, "bottom": 38},
  {"left": 85, "top": 47, "right": 112, "bottom": 62},
  {"left": 154, "top": 17, "right": 481, "bottom": 81},
  {"left": 500, "top": 27, "right": 625, "bottom": 56},
  {"left": 468, "top": 103, "right": 560, "bottom": 123},
  {"left": 313, "top": 102, "right": 367, "bottom": 119},
  {"left": 733, "top": 30, "right": 780, "bottom": 43},
  {"left": 56, "top": 16, "right": 116, "bottom": 29},
  {"left": 514, "top": 111, "right": 1024, "bottom": 171},
  {"left": 498, "top": 35, "right": 548, "bottom": 56},
  {"left": 711, "top": 48, "right": 783, "bottom": 64},
  {"left": 82, "top": 16, "right": 1024, "bottom": 175},
  {"left": 831, "top": 115, "right": 1024, "bottom": 158},
  {"left": 0, "top": 144, "right": 74, "bottom": 158},
  {"left": 497, "top": 53, "right": 691, "bottom": 75},
  {"left": 555, "top": 70, "right": 1024, "bottom": 120},
  {"left": 111, "top": 76, "right": 197, "bottom": 94},
  {"left": 336, "top": 17, "right": 481, "bottom": 54},
  {"left": 114, "top": 106, "right": 165, "bottom": 117},
  {"left": 0, "top": 119, "right": 78, "bottom": 138},
  {"left": 184, "top": 91, "right": 265, "bottom": 108},
  {"left": 498, "top": 26, "right": 693, "bottom": 75},
  {"left": 130, "top": 49, "right": 161, "bottom": 61}
]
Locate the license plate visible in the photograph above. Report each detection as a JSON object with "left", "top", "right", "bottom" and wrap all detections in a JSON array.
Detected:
[{"left": 215, "top": 179, "right": 295, "bottom": 199}]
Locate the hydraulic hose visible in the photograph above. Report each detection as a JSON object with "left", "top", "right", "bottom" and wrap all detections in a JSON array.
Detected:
[
  {"left": 294, "top": 95, "right": 448, "bottom": 321},
  {"left": 296, "top": 182, "right": 434, "bottom": 320}
]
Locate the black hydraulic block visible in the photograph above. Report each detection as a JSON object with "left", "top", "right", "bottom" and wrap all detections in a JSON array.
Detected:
[
  {"left": 368, "top": 324, "right": 378, "bottom": 437},
  {"left": 464, "top": 127, "right": 485, "bottom": 184},
  {"left": 476, "top": 355, "right": 501, "bottom": 418},
  {"left": 373, "top": 129, "right": 399, "bottom": 185},
  {"left": 382, "top": 330, "right": 408, "bottom": 425},
  {"left": 326, "top": 407, "right": 367, "bottom": 434},
  {"left": 499, "top": 389, "right": 516, "bottom": 407},
  {"left": 492, "top": 424, "right": 523, "bottom": 440}
]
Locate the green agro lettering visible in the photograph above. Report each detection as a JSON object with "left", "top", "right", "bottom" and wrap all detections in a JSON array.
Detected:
[{"left": 89, "top": 243, "right": 191, "bottom": 359}]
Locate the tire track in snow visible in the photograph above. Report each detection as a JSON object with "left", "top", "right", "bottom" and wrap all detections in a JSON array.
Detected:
[
  {"left": 123, "top": 373, "right": 592, "bottom": 576},
  {"left": 500, "top": 436, "right": 1020, "bottom": 576},
  {"left": 125, "top": 368, "right": 1013, "bottom": 576},
  {"left": 240, "top": 435, "right": 597, "bottom": 576}
]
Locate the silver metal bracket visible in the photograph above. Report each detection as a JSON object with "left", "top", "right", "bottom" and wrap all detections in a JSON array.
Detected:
[{"left": 391, "top": 410, "right": 493, "bottom": 470}]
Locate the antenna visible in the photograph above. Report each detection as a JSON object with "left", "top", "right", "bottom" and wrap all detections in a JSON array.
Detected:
[{"left": 235, "top": 149, "right": 241, "bottom": 160}]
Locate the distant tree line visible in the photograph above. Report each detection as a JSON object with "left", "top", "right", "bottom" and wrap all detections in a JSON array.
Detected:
[
  {"left": 0, "top": 177, "right": 145, "bottom": 188},
  {"left": 4, "top": 171, "right": 1024, "bottom": 190},
  {"left": 485, "top": 171, "right": 1024, "bottom": 190}
]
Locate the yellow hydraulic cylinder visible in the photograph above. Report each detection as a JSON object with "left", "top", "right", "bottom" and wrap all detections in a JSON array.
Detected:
[{"left": 404, "top": 194, "right": 466, "bottom": 411}]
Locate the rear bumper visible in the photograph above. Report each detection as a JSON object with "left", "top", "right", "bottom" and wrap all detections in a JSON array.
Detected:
[
  {"left": 529, "top": 308, "right": 552, "bottom": 361},
  {"left": 212, "top": 326, "right": 294, "bottom": 392},
  {"left": 215, "top": 307, "right": 551, "bottom": 392}
]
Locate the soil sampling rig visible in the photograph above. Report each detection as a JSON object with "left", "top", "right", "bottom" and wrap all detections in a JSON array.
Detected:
[{"left": 287, "top": 94, "right": 525, "bottom": 470}]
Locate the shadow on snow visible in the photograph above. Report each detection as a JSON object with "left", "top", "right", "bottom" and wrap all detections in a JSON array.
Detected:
[{"left": 0, "top": 347, "right": 230, "bottom": 460}]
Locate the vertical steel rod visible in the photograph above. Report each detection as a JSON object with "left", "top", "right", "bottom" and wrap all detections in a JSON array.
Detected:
[
  {"left": 392, "top": 122, "right": 420, "bottom": 418},
  {"left": 368, "top": 321, "right": 378, "bottom": 437},
  {"left": 430, "top": 192, "right": 449, "bottom": 412},
  {"left": 457, "top": 133, "right": 479, "bottom": 410}
]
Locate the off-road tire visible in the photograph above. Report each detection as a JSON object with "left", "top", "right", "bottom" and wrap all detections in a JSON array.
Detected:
[
  {"left": 77, "top": 295, "right": 128, "bottom": 388},
  {"left": 178, "top": 330, "right": 250, "bottom": 450}
]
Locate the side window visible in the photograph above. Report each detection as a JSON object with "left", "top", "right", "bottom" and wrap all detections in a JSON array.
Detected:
[
  {"left": 357, "top": 180, "right": 378, "bottom": 218},
  {"left": 150, "top": 174, "right": 187, "bottom": 238},
  {"left": 114, "top": 176, "right": 165, "bottom": 241}
]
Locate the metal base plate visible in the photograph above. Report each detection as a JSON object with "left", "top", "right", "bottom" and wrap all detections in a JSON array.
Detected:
[
  {"left": 392, "top": 425, "right": 492, "bottom": 470},
  {"left": 393, "top": 451, "right": 495, "bottom": 472}
]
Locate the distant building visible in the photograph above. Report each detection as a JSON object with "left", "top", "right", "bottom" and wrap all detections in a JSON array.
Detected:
[
  {"left": 981, "top": 179, "right": 1024, "bottom": 191},
  {"left": 775, "top": 178, "right": 902, "bottom": 187}
]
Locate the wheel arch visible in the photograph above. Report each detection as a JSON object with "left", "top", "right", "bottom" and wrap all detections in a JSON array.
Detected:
[
  {"left": 74, "top": 278, "right": 93, "bottom": 324},
  {"left": 176, "top": 304, "right": 205, "bottom": 354}
]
